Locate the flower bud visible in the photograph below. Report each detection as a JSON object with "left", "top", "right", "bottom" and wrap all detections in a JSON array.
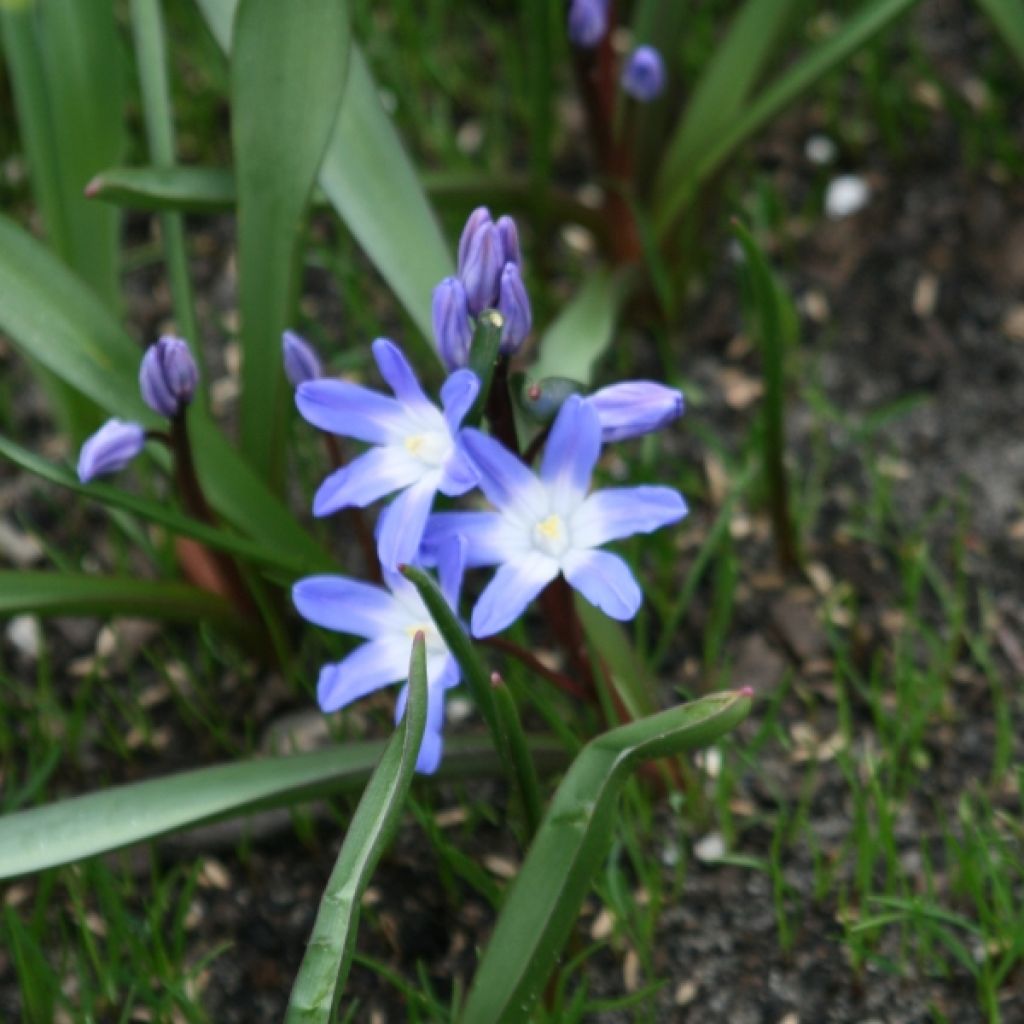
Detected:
[
  {"left": 621, "top": 46, "right": 666, "bottom": 102},
  {"left": 77, "top": 419, "right": 145, "bottom": 482},
  {"left": 519, "top": 376, "right": 585, "bottom": 425},
  {"left": 567, "top": 0, "right": 609, "bottom": 48},
  {"left": 495, "top": 215, "right": 521, "bottom": 267},
  {"left": 496, "top": 262, "right": 531, "bottom": 355},
  {"left": 432, "top": 277, "right": 474, "bottom": 371},
  {"left": 282, "top": 329, "right": 323, "bottom": 387},
  {"left": 456, "top": 206, "right": 493, "bottom": 272},
  {"left": 459, "top": 221, "right": 504, "bottom": 316},
  {"left": 139, "top": 335, "right": 198, "bottom": 418},
  {"left": 587, "top": 380, "right": 683, "bottom": 441}
]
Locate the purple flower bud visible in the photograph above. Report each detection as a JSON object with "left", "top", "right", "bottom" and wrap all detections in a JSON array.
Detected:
[
  {"left": 495, "top": 215, "right": 521, "bottom": 267},
  {"left": 139, "top": 335, "right": 198, "bottom": 418},
  {"left": 568, "top": 0, "right": 609, "bottom": 48},
  {"left": 459, "top": 221, "right": 504, "bottom": 316},
  {"left": 587, "top": 381, "right": 684, "bottom": 442},
  {"left": 496, "top": 262, "right": 532, "bottom": 355},
  {"left": 282, "top": 329, "right": 323, "bottom": 387},
  {"left": 432, "top": 277, "right": 474, "bottom": 371},
  {"left": 457, "top": 206, "right": 493, "bottom": 272},
  {"left": 77, "top": 419, "right": 145, "bottom": 482},
  {"left": 621, "top": 46, "right": 666, "bottom": 102}
]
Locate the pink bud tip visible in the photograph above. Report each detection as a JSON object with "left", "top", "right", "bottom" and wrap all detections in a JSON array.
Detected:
[
  {"left": 84, "top": 176, "right": 102, "bottom": 198},
  {"left": 490, "top": 671, "right": 503, "bottom": 687},
  {"left": 738, "top": 686, "right": 754, "bottom": 698},
  {"left": 527, "top": 383, "right": 541, "bottom": 400}
]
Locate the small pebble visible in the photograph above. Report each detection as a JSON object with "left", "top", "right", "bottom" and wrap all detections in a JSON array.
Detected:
[
  {"left": 804, "top": 134, "right": 837, "bottom": 166},
  {"left": 6, "top": 615, "right": 41, "bottom": 661},
  {"left": 694, "top": 832, "right": 726, "bottom": 862},
  {"left": 825, "top": 174, "right": 870, "bottom": 219}
]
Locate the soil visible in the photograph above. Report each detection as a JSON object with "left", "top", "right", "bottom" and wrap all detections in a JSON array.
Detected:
[{"left": 2, "top": 1, "right": 1023, "bottom": 1021}]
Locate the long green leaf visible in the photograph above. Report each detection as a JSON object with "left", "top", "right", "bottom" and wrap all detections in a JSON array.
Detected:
[
  {"left": 0, "top": 212, "right": 328, "bottom": 571},
  {"left": 975, "top": 0, "right": 1024, "bottom": 70},
  {"left": 0, "top": 571, "right": 243, "bottom": 631},
  {"left": 286, "top": 635, "right": 427, "bottom": 1022},
  {"left": 0, "top": 736, "right": 566, "bottom": 881},
  {"left": 129, "top": 0, "right": 201, "bottom": 359},
  {"left": 1, "top": 0, "right": 124, "bottom": 307},
  {"left": 653, "top": 0, "right": 923, "bottom": 238},
  {"left": 658, "top": 0, "right": 802, "bottom": 194},
  {"left": 460, "top": 691, "right": 753, "bottom": 1023},
  {"left": 195, "top": 0, "right": 451, "bottom": 350},
  {"left": 85, "top": 165, "right": 238, "bottom": 212},
  {"left": 0, "top": 434, "right": 321, "bottom": 578},
  {"left": 231, "top": 0, "right": 350, "bottom": 484},
  {"left": 530, "top": 268, "right": 635, "bottom": 387}
]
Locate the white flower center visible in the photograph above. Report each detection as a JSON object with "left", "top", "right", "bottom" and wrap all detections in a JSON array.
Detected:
[
  {"left": 531, "top": 513, "right": 570, "bottom": 559},
  {"left": 404, "top": 429, "right": 451, "bottom": 468},
  {"left": 404, "top": 621, "right": 446, "bottom": 657}
]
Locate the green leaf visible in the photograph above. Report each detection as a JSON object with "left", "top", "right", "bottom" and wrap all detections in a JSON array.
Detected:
[
  {"left": 975, "top": 0, "right": 1024, "bottom": 70},
  {"left": 0, "top": 212, "right": 328, "bottom": 571},
  {"left": 652, "top": 0, "right": 923, "bottom": 238},
  {"left": 574, "top": 596, "right": 659, "bottom": 722},
  {"left": 0, "top": 0, "right": 125, "bottom": 307},
  {"left": 731, "top": 220, "right": 798, "bottom": 569},
  {"left": 0, "top": 571, "right": 245, "bottom": 630},
  {"left": 231, "top": 0, "right": 350, "bottom": 485},
  {"left": 0, "top": 736, "right": 567, "bottom": 881},
  {"left": 85, "top": 165, "right": 238, "bottom": 212},
  {"left": 285, "top": 635, "right": 427, "bottom": 1022},
  {"left": 195, "top": 0, "right": 451, "bottom": 350},
  {"left": 460, "top": 691, "right": 753, "bottom": 1023},
  {"left": 658, "top": 0, "right": 802, "bottom": 199},
  {"left": 129, "top": 0, "right": 201, "bottom": 361},
  {"left": 530, "top": 268, "right": 635, "bottom": 387},
  {"left": 400, "top": 565, "right": 543, "bottom": 838},
  {"left": 0, "top": 434, "right": 321, "bottom": 578}
]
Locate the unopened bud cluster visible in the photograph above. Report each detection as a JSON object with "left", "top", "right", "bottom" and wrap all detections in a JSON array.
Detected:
[{"left": 432, "top": 206, "right": 532, "bottom": 370}]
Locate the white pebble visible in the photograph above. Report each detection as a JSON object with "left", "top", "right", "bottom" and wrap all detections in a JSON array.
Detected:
[
  {"left": 804, "top": 134, "right": 837, "bottom": 166},
  {"left": 6, "top": 615, "right": 42, "bottom": 661},
  {"left": 694, "top": 831, "right": 726, "bottom": 862},
  {"left": 825, "top": 174, "right": 870, "bottom": 219}
]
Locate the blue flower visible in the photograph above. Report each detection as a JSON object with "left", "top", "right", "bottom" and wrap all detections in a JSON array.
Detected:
[
  {"left": 424, "top": 396, "right": 687, "bottom": 637},
  {"left": 139, "top": 335, "right": 199, "bottom": 418},
  {"left": 496, "top": 262, "right": 532, "bottom": 355},
  {"left": 568, "top": 0, "right": 609, "bottom": 48},
  {"left": 292, "top": 543, "right": 465, "bottom": 774},
  {"left": 282, "top": 329, "right": 323, "bottom": 387},
  {"left": 295, "top": 338, "right": 479, "bottom": 569},
  {"left": 621, "top": 46, "right": 666, "bottom": 102},
  {"left": 77, "top": 419, "right": 145, "bottom": 482},
  {"left": 588, "top": 380, "right": 684, "bottom": 441},
  {"left": 432, "top": 276, "right": 474, "bottom": 371}
]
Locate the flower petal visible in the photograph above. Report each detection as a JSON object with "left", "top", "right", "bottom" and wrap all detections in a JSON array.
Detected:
[
  {"left": 470, "top": 553, "right": 558, "bottom": 637},
  {"left": 292, "top": 575, "right": 399, "bottom": 639},
  {"left": 461, "top": 429, "right": 546, "bottom": 521},
  {"left": 562, "top": 549, "right": 642, "bottom": 620},
  {"left": 316, "top": 636, "right": 409, "bottom": 712},
  {"left": 437, "top": 443, "right": 479, "bottom": 497},
  {"left": 587, "top": 380, "right": 683, "bottom": 442},
  {"left": 377, "top": 476, "right": 439, "bottom": 569},
  {"left": 312, "top": 446, "right": 422, "bottom": 517},
  {"left": 440, "top": 369, "right": 481, "bottom": 431},
  {"left": 394, "top": 677, "right": 448, "bottom": 773},
  {"left": 571, "top": 486, "right": 688, "bottom": 548},
  {"left": 540, "top": 395, "right": 601, "bottom": 512},
  {"left": 423, "top": 511, "right": 523, "bottom": 568},
  {"left": 296, "top": 379, "right": 405, "bottom": 444},
  {"left": 372, "top": 337, "right": 433, "bottom": 409},
  {"left": 435, "top": 534, "right": 467, "bottom": 609}
]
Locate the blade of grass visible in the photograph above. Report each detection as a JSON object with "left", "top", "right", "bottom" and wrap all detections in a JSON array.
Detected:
[
  {"left": 653, "top": 0, "right": 923, "bottom": 238},
  {"left": 731, "top": 220, "right": 798, "bottom": 571},
  {"left": 460, "top": 691, "right": 753, "bottom": 1023},
  {"left": 0, "top": 736, "right": 566, "bottom": 881},
  {"left": 86, "top": 165, "right": 238, "bottom": 212},
  {"left": 231, "top": 0, "right": 350, "bottom": 486},
  {"left": 195, "top": 0, "right": 451, "bottom": 350},
  {"left": 129, "top": 0, "right": 201, "bottom": 363},
  {"left": 285, "top": 635, "right": 427, "bottom": 1022},
  {"left": 658, "top": 0, "right": 803, "bottom": 193},
  {"left": 975, "top": 0, "right": 1024, "bottom": 70},
  {"left": 0, "top": 571, "right": 244, "bottom": 630}
]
